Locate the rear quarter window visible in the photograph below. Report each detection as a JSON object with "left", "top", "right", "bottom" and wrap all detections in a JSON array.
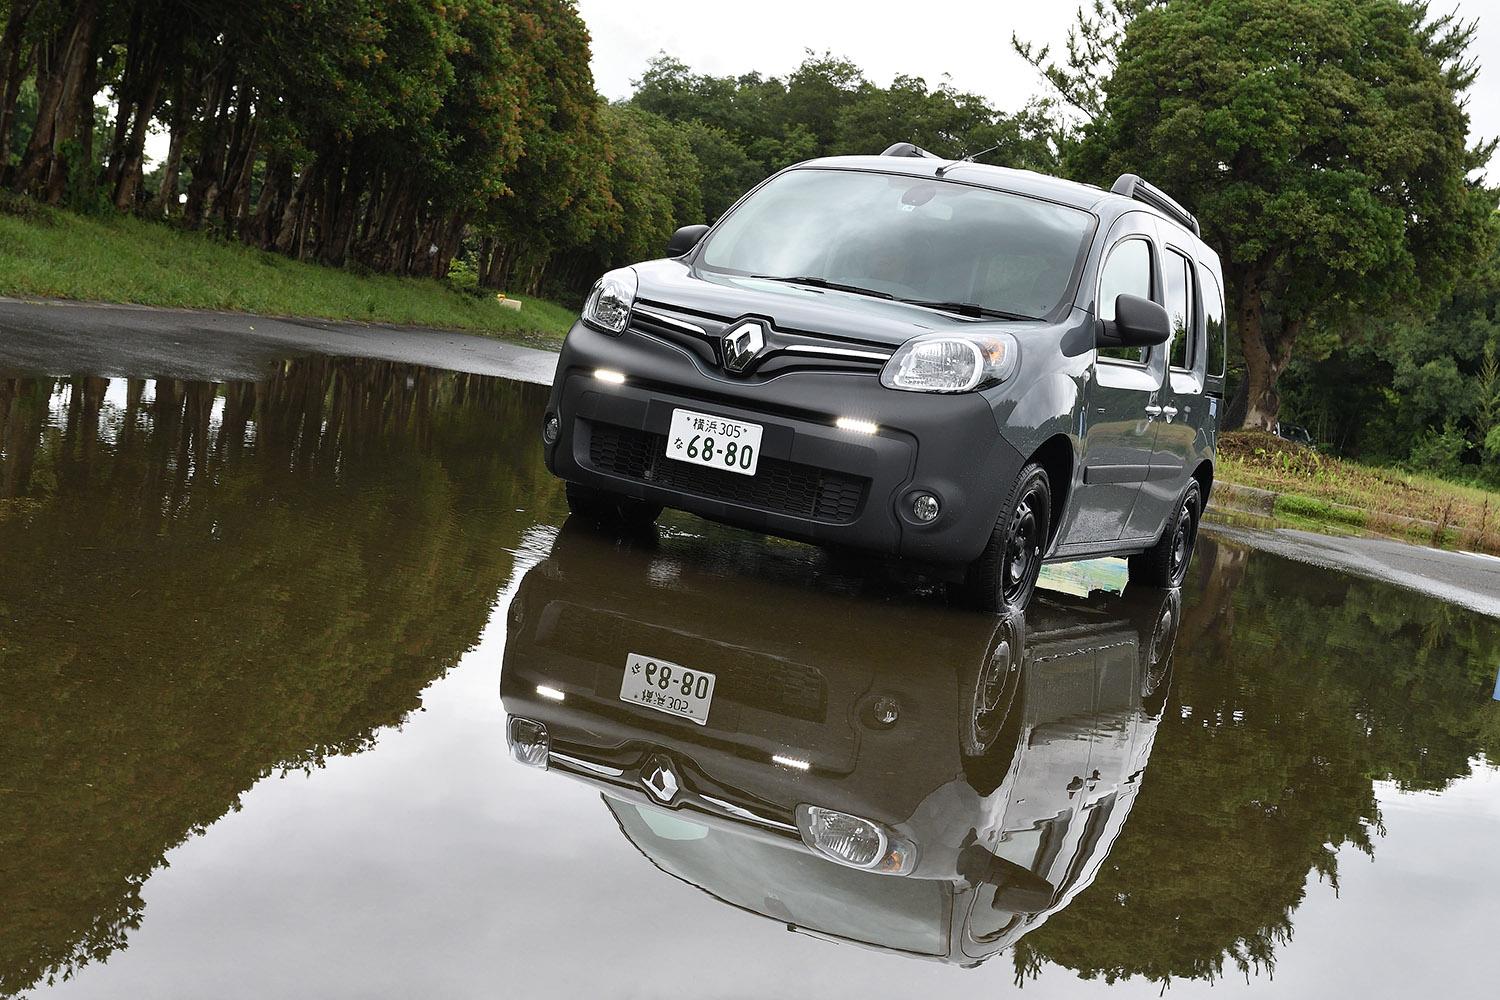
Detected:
[{"left": 1201, "top": 267, "right": 1226, "bottom": 379}]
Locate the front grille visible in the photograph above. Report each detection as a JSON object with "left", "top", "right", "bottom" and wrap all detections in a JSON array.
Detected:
[{"left": 587, "top": 422, "right": 866, "bottom": 523}]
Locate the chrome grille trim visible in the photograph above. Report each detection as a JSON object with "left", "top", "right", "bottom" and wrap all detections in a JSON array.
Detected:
[
  {"left": 632, "top": 306, "right": 706, "bottom": 336},
  {"left": 783, "top": 344, "right": 892, "bottom": 361}
]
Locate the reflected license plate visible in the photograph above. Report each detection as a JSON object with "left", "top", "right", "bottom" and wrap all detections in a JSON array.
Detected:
[
  {"left": 619, "top": 653, "right": 717, "bottom": 725},
  {"left": 665, "top": 408, "right": 762, "bottom": 476}
]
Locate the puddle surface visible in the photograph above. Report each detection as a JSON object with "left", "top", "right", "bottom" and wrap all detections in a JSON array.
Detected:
[{"left": 2, "top": 361, "right": 1497, "bottom": 998}]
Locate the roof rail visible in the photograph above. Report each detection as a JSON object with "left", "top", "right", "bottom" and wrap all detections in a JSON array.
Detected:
[
  {"left": 881, "top": 142, "right": 938, "bottom": 159},
  {"left": 1111, "top": 174, "right": 1200, "bottom": 236}
]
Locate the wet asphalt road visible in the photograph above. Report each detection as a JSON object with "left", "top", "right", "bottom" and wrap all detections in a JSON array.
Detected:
[
  {"left": 2, "top": 333, "right": 1498, "bottom": 999},
  {"left": 0, "top": 296, "right": 560, "bottom": 385},
  {"left": 2, "top": 297, "right": 1495, "bottom": 618}
]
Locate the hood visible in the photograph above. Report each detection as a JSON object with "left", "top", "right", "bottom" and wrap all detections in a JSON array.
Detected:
[{"left": 632, "top": 258, "right": 1050, "bottom": 349}]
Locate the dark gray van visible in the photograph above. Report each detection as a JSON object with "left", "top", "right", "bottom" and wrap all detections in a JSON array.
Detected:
[{"left": 542, "top": 145, "right": 1224, "bottom": 609}]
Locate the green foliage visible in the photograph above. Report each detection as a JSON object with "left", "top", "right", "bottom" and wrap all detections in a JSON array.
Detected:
[
  {"left": 1279, "top": 236, "right": 1500, "bottom": 482},
  {"left": 1406, "top": 421, "right": 1472, "bottom": 480},
  {"left": 1070, "top": 0, "right": 1497, "bottom": 429}
]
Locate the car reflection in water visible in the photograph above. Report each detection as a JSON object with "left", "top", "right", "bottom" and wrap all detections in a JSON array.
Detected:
[{"left": 500, "top": 522, "right": 1180, "bottom": 966}]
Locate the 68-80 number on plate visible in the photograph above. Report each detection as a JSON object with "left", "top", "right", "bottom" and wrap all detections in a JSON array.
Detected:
[
  {"left": 665, "top": 408, "right": 763, "bottom": 477},
  {"left": 619, "top": 652, "right": 717, "bottom": 725}
]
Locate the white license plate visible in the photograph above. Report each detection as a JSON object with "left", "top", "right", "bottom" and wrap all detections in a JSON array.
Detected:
[
  {"left": 619, "top": 653, "right": 717, "bottom": 725},
  {"left": 665, "top": 408, "right": 762, "bottom": 476}
]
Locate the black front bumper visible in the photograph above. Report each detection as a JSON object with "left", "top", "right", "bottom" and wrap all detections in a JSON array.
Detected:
[{"left": 545, "top": 322, "right": 1024, "bottom": 565}]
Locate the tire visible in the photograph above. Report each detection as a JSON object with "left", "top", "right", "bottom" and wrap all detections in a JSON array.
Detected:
[
  {"left": 564, "top": 481, "right": 662, "bottom": 529},
  {"left": 960, "top": 463, "right": 1051, "bottom": 613},
  {"left": 960, "top": 613, "right": 1027, "bottom": 796},
  {"left": 1136, "top": 589, "right": 1182, "bottom": 718},
  {"left": 1128, "top": 481, "right": 1201, "bottom": 588}
]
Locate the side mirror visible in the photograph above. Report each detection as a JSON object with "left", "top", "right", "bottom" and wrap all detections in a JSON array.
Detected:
[
  {"left": 666, "top": 224, "right": 710, "bottom": 258},
  {"left": 1098, "top": 294, "right": 1171, "bottom": 349}
]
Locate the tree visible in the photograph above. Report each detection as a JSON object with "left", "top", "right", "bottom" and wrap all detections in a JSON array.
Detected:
[{"left": 1071, "top": 0, "right": 1498, "bottom": 430}]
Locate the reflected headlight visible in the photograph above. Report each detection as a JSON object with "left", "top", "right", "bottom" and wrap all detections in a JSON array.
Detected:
[
  {"left": 507, "top": 716, "right": 550, "bottom": 769},
  {"left": 796, "top": 804, "right": 917, "bottom": 876},
  {"left": 581, "top": 267, "right": 637, "bottom": 334},
  {"left": 881, "top": 333, "right": 1019, "bottom": 393}
]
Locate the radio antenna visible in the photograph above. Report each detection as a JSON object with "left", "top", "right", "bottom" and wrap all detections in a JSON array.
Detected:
[{"left": 935, "top": 142, "right": 1004, "bottom": 177}]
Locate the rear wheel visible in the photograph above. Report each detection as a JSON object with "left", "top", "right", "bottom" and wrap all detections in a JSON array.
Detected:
[
  {"left": 960, "top": 463, "right": 1051, "bottom": 613},
  {"left": 1128, "top": 482, "right": 1201, "bottom": 588},
  {"left": 565, "top": 481, "right": 662, "bottom": 529}
]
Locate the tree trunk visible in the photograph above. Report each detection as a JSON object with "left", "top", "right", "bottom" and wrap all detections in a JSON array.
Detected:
[
  {"left": 245, "top": 153, "right": 290, "bottom": 248},
  {"left": 151, "top": 68, "right": 190, "bottom": 216},
  {"left": 274, "top": 161, "right": 316, "bottom": 255},
  {"left": 0, "top": 0, "right": 41, "bottom": 184},
  {"left": 100, "top": 2, "right": 147, "bottom": 195},
  {"left": 111, "top": 41, "right": 169, "bottom": 211},
  {"left": 14, "top": 0, "right": 101, "bottom": 202},
  {"left": 184, "top": 66, "right": 236, "bottom": 226},
  {"left": 1236, "top": 264, "right": 1302, "bottom": 432}
]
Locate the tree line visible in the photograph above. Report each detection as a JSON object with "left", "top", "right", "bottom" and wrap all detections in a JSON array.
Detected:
[{"left": 2, "top": 0, "right": 1498, "bottom": 473}]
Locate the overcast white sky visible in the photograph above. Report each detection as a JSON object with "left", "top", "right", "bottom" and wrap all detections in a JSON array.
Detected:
[{"left": 576, "top": 0, "right": 1500, "bottom": 173}]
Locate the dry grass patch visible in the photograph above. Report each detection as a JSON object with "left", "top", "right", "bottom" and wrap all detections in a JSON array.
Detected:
[{"left": 1218, "top": 431, "right": 1500, "bottom": 552}]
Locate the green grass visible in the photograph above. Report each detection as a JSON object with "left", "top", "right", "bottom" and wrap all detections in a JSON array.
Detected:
[{"left": 0, "top": 203, "right": 576, "bottom": 346}]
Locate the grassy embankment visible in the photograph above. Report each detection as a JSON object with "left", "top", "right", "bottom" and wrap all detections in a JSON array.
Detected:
[
  {"left": 0, "top": 202, "right": 576, "bottom": 346},
  {"left": 1217, "top": 431, "right": 1500, "bottom": 552}
]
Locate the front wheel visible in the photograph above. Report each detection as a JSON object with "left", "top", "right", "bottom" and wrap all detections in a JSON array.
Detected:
[
  {"left": 565, "top": 481, "right": 662, "bottom": 530},
  {"left": 959, "top": 463, "right": 1051, "bottom": 613},
  {"left": 1128, "top": 482, "right": 1201, "bottom": 588}
]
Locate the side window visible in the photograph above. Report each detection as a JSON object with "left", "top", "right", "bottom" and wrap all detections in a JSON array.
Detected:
[
  {"left": 1201, "top": 268, "right": 1226, "bottom": 378},
  {"left": 1097, "top": 238, "right": 1153, "bottom": 363},
  {"left": 1164, "top": 248, "right": 1194, "bottom": 370}
]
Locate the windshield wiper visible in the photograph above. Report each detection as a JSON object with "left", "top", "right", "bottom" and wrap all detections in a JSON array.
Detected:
[
  {"left": 752, "top": 274, "right": 895, "bottom": 300},
  {"left": 899, "top": 299, "right": 1034, "bottom": 321}
]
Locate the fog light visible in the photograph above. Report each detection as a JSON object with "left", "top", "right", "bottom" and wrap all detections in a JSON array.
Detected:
[
  {"left": 795, "top": 804, "right": 917, "bottom": 875},
  {"left": 507, "top": 717, "right": 549, "bottom": 769},
  {"left": 873, "top": 696, "right": 900, "bottom": 726},
  {"left": 594, "top": 368, "right": 626, "bottom": 385},
  {"left": 542, "top": 414, "right": 560, "bottom": 444},
  {"left": 911, "top": 493, "right": 941, "bottom": 523}
]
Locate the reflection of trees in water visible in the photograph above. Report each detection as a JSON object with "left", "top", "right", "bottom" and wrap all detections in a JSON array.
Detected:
[
  {"left": 1014, "top": 536, "right": 1500, "bottom": 988},
  {"left": 0, "top": 359, "right": 559, "bottom": 997}
]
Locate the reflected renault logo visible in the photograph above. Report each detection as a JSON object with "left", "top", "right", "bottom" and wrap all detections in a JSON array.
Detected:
[
  {"left": 643, "top": 756, "right": 679, "bottom": 803},
  {"left": 721, "top": 320, "right": 766, "bottom": 373}
]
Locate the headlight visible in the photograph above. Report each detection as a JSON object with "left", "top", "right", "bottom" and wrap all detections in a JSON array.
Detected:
[
  {"left": 881, "top": 333, "right": 1020, "bottom": 393},
  {"left": 581, "top": 267, "right": 637, "bottom": 334},
  {"left": 796, "top": 804, "right": 917, "bottom": 876}
]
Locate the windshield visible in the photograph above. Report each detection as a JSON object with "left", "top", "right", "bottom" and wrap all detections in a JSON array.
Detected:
[
  {"left": 698, "top": 168, "right": 1095, "bottom": 320},
  {"left": 608, "top": 799, "right": 950, "bottom": 957}
]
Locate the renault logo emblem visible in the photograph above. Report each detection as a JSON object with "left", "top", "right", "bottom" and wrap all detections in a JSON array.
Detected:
[
  {"left": 642, "top": 756, "right": 679, "bottom": 803},
  {"left": 721, "top": 321, "right": 766, "bottom": 373}
]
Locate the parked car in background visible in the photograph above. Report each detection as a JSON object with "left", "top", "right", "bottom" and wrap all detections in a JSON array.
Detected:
[
  {"left": 1275, "top": 422, "right": 1314, "bottom": 446},
  {"left": 542, "top": 145, "right": 1225, "bottom": 609}
]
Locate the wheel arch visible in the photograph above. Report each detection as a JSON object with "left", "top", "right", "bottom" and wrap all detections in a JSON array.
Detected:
[
  {"left": 1191, "top": 459, "right": 1214, "bottom": 509},
  {"left": 1027, "top": 433, "right": 1075, "bottom": 548}
]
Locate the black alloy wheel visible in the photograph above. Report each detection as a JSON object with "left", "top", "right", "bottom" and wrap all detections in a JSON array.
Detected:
[
  {"left": 961, "top": 462, "right": 1052, "bottom": 613},
  {"left": 1128, "top": 481, "right": 1202, "bottom": 588}
]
